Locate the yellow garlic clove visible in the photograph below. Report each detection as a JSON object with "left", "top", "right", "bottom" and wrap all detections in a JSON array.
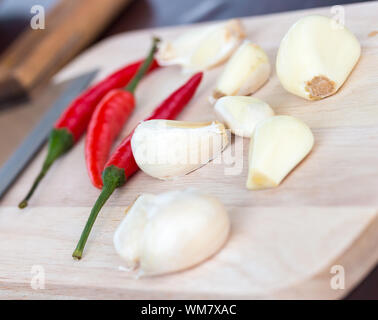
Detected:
[
  {"left": 211, "top": 40, "right": 271, "bottom": 102},
  {"left": 131, "top": 120, "right": 228, "bottom": 180},
  {"left": 214, "top": 96, "right": 274, "bottom": 137},
  {"left": 276, "top": 15, "right": 361, "bottom": 100},
  {"left": 157, "top": 19, "right": 245, "bottom": 72},
  {"left": 247, "top": 115, "right": 314, "bottom": 190},
  {"left": 113, "top": 189, "right": 230, "bottom": 276}
]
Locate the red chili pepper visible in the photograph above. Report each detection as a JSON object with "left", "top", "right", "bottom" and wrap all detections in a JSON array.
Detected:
[
  {"left": 73, "top": 72, "right": 203, "bottom": 259},
  {"left": 56, "top": 59, "right": 159, "bottom": 142},
  {"left": 85, "top": 38, "right": 159, "bottom": 189},
  {"left": 18, "top": 54, "right": 159, "bottom": 209}
]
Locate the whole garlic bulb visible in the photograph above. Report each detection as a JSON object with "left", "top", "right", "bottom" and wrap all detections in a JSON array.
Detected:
[
  {"left": 113, "top": 189, "right": 230, "bottom": 276},
  {"left": 131, "top": 120, "right": 229, "bottom": 180}
]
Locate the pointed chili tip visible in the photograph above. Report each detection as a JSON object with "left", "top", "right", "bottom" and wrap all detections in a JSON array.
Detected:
[
  {"left": 72, "top": 249, "right": 83, "bottom": 260},
  {"left": 18, "top": 200, "right": 28, "bottom": 209}
]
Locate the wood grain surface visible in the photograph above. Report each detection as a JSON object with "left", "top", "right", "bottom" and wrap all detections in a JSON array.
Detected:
[{"left": 1, "top": 2, "right": 378, "bottom": 299}]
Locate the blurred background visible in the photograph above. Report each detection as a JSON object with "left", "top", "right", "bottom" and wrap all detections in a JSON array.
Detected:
[
  {"left": 0, "top": 0, "right": 376, "bottom": 299},
  {"left": 0, "top": 0, "right": 369, "bottom": 55}
]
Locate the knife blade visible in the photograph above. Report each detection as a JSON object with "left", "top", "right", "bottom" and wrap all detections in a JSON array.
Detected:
[{"left": 0, "top": 70, "right": 98, "bottom": 199}]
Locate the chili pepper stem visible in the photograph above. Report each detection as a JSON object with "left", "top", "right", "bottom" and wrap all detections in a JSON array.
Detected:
[
  {"left": 125, "top": 37, "right": 160, "bottom": 94},
  {"left": 73, "top": 166, "right": 126, "bottom": 259},
  {"left": 72, "top": 184, "right": 116, "bottom": 259},
  {"left": 18, "top": 129, "right": 73, "bottom": 209},
  {"left": 18, "top": 167, "right": 49, "bottom": 209}
]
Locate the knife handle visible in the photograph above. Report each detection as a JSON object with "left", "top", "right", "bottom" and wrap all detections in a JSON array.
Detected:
[{"left": 0, "top": 0, "right": 132, "bottom": 102}]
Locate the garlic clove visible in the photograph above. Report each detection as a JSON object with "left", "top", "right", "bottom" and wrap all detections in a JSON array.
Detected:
[
  {"left": 211, "top": 40, "right": 271, "bottom": 102},
  {"left": 214, "top": 96, "right": 274, "bottom": 137},
  {"left": 157, "top": 19, "right": 246, "bottom": 72},
  {"left": 113, "top": 189, "right": 230, "bottom": 276},
  {"left": 113, "top": 194, "right": 155, "bottom": 268},
  {"left": 276, "top": 15, "right": 361, "bottom": 100},
  {"left": 247, "top": 115, "right": 314, "bottom": 190},
  {"left": 156, "top": 28, "right": 206, "bottom": 66},
  {"left": 131, "top": 120, "right": 228, "bottom": 180},
  {"left": 187, "top": 20, "right": 246, "bottom": 71}
]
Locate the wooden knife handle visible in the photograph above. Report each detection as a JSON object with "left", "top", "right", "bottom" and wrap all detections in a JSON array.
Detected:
[{"left": 0, "top": 0, "right": 132, "bottom": 102}]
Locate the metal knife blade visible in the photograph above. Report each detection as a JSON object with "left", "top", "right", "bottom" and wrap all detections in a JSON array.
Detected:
[{"left": 0, "top": 70, "right": 98, "bottom": 199}]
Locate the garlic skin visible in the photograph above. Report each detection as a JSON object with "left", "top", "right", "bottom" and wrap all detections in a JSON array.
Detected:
[
  {"left": 131, "top": 120, "right": 228, "bottom": 180},
  {"left": 113, "top": 189, "right": 230, "bottom": 276},
  {"left": 247, "top": 115, "right": 314, "bottom": 190},
  {"left": 211, "top": 41, "right": 271, "bottom": 101},
  {"left": 276, "top": 15, "right": 361, "bottom": 100},
  {"left": 157, "top": 19, "right": 246, "bottom": 72},
  {"left": 214, "top": 96, "right": 274, "bottom": 138}
]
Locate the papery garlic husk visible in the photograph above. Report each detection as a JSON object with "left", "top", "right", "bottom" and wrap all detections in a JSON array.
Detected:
[
  {"left": 276, "top": 15, "right": 361, "bottom": 100},
  {"left": 113, "top": 189, "right": 230, "bottom": 276},
  {"left": 211, "top": 40, "right": 271, "bottom": 102},
  {"left": 214, "top": 96, "right": 274, "bottom": 137},
  {"left": 157, "top": 19, "right": 246, "bottom": 72},
  {"left": 247, "top": 115, "right": 314, "bottom": 190},
  {"left": 131, "top": 120, "right": 228, "bottom": 180}
]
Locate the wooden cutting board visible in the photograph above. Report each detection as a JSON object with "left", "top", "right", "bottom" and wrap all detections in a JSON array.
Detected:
[{"left": 1, "top": 2, "right": 378, "bottom": 299}]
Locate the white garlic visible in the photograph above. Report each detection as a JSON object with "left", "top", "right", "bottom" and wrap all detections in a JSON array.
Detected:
[
  {"left": 247, "top": 115, "right": 314, "bottom": 190},
  {"left": 276, "top": 15, "right": 361, "bottom": 100},
  {"left": 211, "top": 40, "right": 271, "bottom": 102},
  {"left": 214, "top": 96, "right": 274, "bottom": 137},
  {"left": 157, "top": 19, "right": 246, "bottom": 72},
  {"left": 131, "top": 120, "right": 228, "bottom": 180},
  {"left": 113, "top": 189, "right": 230, "bottom": 276}
]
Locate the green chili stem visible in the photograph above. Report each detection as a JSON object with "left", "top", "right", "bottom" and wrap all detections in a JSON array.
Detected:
[
  {"left": 125, "top": 37, "right": 160, "bottom": 94},
  {"left": 72, "top": 183, "right": 116, "bottom": 260},
  {"left": 72, "top": 166, "right": 126, "bottom": 260},
  {"left": 19, "top": 163, "right": 51, "bottom": 209},
  {"left": 19, "top": 128, "right": 73, "bottom": 209}
]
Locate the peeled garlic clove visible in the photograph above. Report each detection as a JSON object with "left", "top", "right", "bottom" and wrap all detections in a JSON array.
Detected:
[
  {"left": 214, "top": 96, "right": 274, "bottom": 137},
  {"left": 211, "top": 41, "right": 271, "bottom": 101},
  {"left": 157, "top": 19, "right": 245, "bottom": 72},
  {"left": 247, "top": 115, "right": 314, "bottom": 190},
  {"left": 113, "top": 189, "right": 230, "bottom": 276},
  {"left": 131, "top": 120, "right": 228, "bottom": 180},
  {"left": 276, "top": 15, "right": 361, "bottom": 100}
]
